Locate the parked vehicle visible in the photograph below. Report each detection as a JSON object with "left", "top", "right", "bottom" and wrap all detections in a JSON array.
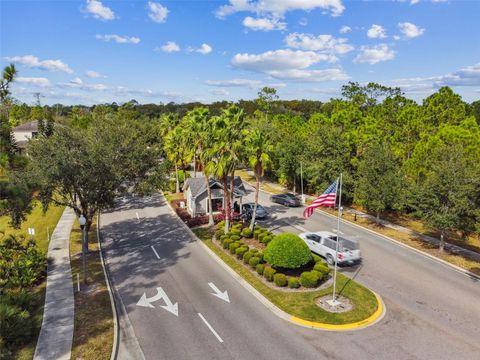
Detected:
[
  {"left": 298, "top": 231, "right": 361, "bottom": 266},
  {"left": 242, "top": 202, "right": 268, "bottom": 219},
  {"left": 270, "top": 193, "right": 302, "bottom": 207}
]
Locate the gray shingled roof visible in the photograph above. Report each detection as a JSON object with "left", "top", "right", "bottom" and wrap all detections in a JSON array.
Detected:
[
  {"left": 13, "top": 120, "right": 39, "bottom": 132},
  {"left": 184, "top": 176, "right": 245, "bottom": 198}
]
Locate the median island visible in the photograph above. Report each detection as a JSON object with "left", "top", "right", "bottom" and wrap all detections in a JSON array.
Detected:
[{"left": 192, "top": 220, "right": 382, "bottom": 329}]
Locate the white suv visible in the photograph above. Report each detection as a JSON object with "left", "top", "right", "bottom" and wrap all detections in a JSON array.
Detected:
[{"left": 299, "top": 231, "right": 361, "bottom": 266}]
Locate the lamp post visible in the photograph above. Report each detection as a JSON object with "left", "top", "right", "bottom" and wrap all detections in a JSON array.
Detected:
[{"left": 79, "top": 214, "right": 87, "bottom": 286}]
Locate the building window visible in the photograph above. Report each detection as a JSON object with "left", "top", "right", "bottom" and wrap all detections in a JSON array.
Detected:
[{"left": 208, "top": 198, "right": 223, "bottom": 212}]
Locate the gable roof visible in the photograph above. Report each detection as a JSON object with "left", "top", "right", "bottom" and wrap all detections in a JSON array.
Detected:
[
  {"left": 184, "top": 176, "right": 246, "bottom": 199},
  {"left": 13, "top": 120, "right": 39, "bottom": 132}
]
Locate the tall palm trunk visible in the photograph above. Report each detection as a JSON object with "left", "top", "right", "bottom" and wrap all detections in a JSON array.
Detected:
[
  {"left": 250, "top": 173, "right": 260, "bottom": 231},
  {"left": 229, "top": 169, "right": 235, "bottom": 215},
  {"left": 440, "top": 230, "right": 445, "bottom": 252},
  {"left": 223, "top": 176, "right": 231, "bottom": 233},
  {"left": 193, "top": 154, "right": 197, "bottom": 177},
  {"left": 175, "top": 163, "right": 180, "bottom": 193},
  {"left": 205, "top": 176, "right": 214, "bottom": 226}
]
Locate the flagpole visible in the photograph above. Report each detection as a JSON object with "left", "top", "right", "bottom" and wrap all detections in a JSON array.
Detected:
[{"left": 329, "top": 173, "right": 342, "bottom": 306}]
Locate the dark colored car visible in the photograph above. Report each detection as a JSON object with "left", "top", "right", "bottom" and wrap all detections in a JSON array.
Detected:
[
  {"left": 270, "top": 193, "right": 302, "bottom": 207},
  {"left": 242, "top": 203, "right": 268, "bottom": 219}
]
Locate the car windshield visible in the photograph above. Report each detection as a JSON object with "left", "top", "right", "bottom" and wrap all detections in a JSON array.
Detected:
[
  {"left": 284, "top": 193, "right": 297, "bottom": 199},
  {"left": 327, "top": 236, "right": 359, "bottom": 251}
]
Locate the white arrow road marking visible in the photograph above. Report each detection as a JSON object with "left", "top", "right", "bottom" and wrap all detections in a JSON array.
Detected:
[
  {"left": 136, "top": 287, "right": 178, "bottom": 316},
  {"left": 151, "top": 245, "right": 160, "bottom": 259},
  {"left": 136, "top": 212, "right": 140, "bottom": 220},
  {"left": 198, "top": 313, "right": 223, "bottom": 343},
  {"left": 208, "top": 282, "right": 230, "bottom": 303}
]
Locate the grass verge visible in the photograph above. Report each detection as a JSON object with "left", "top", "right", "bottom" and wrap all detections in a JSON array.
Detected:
[
  {"left": 193, "top": 227, "right": 378, "bottom": 324},
  {"left": 69, "top": 217, "right": 113, "bottom": 360},
  {"left": 2, "top": 201, "right": 64, "bottom": 360}
]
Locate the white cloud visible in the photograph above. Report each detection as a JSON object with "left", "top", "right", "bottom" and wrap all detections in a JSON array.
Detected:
[
  {"left": 285, "top": 33, "right": 354, "bottom": 55},
  {"left": 216, "top": 0, "right": 345, "bottom": 18},
  {"left": 6, "top": 55, "right": 73, "bottom": 73},
  {"left": 204, "top": 79, "right": 262, "bottom": 88},
  {"left": 210, "top": 89, "right": 230, "bottom": 96},
  {"left": 266, "top": 68, "right": 349, "bottom": 82},
  {"left": 410, "top": 0, "right": 420, "bottom": 4},
  {"left": 393, "top": 35, "right": 401, "bottom": 41},
  {"left": 158, "top": 41, "right": 180, "bottom": 53},
  {"left": 339, "top": 25, "right": 351, "bottom": 34},
  {"left": 95, "top": 34, "right": 141, "bottom": 44},
  {"left": 70, "top": 77, "right": 83, "bottom": 85},
  {"left": 85, "top": 70, "right": 105, "bottom": 78},
  {"left": 242, "top": 16, "right": 286, "bottom": 31},
  {"left": 16, "top": 77, "right": 51, "bottom": 87},
  {"left": 398, "top": 22, "right": 425, "bottom": 38},
  {"left": 148, "top": 2, "right": 168, "bottom": 23},
  {"left": 85, "top": 0, "right": 115, "bottom": 20},
  {"left": 354, "top": 44, "right": 395, "bottom": 64},
  {"left": 194, "top": 43, "right": 213, "bottom": 55},
  {"left": 367, "top": 24, "right": 387, "bottom": 39}
]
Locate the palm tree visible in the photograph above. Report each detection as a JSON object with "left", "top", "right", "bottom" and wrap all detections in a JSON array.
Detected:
[
  {"left": 246, "top": 129, "right": 272, "bottom": 230},
  {"left": 0, "top": 64, "right": 17, "bottom": 103},
  {"left": 163, "top": 126, "right": 192, "bottom": 193}
]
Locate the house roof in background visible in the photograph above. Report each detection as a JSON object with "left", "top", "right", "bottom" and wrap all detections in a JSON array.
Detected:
[
  {"left": 184, "top": 176, "right": 246, "bottom": 199},
  {"left": 13, "top": 120, "right": 39, "bottom": 132}
]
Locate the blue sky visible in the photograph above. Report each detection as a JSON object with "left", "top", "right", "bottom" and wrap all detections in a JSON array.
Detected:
[{"left": 1, "top": 0, "right": 479, "bottom": 105}]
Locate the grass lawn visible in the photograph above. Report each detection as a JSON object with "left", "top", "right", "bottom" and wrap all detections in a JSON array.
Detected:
[
  {"left": 69, "top": 216, "right": 114, "bottom": 360},
  {"left": 193, "top": 227, "right": 378, "bottom": 324},
  {"left": 0, "top": 201, "right": 65, "bottom": 360},
  {"left": 235, "top": 169, "right": 284, "bottom": 195}
]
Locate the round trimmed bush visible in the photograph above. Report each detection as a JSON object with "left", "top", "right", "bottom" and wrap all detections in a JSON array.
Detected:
[
  {"left": 264, "top": 233, "right": 312, "bottom": 269},
  {"left": 250, "top": 248, "right": 259, "bottom": 254},
  {"left": 300, "top": 271, "right": 320, "bottom": 288},
  {"left": 215, "top": 230, "right": 224, "bottom": 239},
  {"left": 254, "top": 230, "right": 261, "bottom": 240},
  {"left": 258, "top": 233, "right": 266, "bottom": 243},
  {"left": 273, "top": 273, "right": 287, "bottom": 287},
  {"left": 314, "top": 262, "right": 331, "bottom": 275},
  {"left": 249, "top": 257, "right": 261, "bottom": 268},
  {"left": 223, "top": 239, "right": 233, "bottom": 249},
  {"left": 263, "top": 267, "right": 276, "bottom": 282},
  {"left": 256, "top": 263, "right": 265, "bottom": 275},
  {"left": 230, "top": 235, "right": 241, "bottom": 241},
  {"left": 241, "top": 228, "right": 253, "bottom": 238},
  {"left": 256, "top": 252, "right": 264, "bottom": 263},
  {"left": 229, "top": 242, "right": 240, "bottom": 254},
  {"left": 231, "top": 229, "right": 241, "bottom": 236},
  {"left": 235, "top": 246, "right": 248, "bottom": 259},
  {"left": 262, "top": 235, "right": 273, "bottom": 244},
  {"left": 243, "top": 251, "right": 254, "bottom": 264},
  {"left": 312, "top": 254, "right": 322, "bottom": 263},
  {"left": 288, "top": 277, "right": 300, "bottom": 289}
]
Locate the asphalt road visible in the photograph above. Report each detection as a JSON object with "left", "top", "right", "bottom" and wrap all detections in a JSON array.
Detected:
[{"left": 101, "top": 191, "right": 480, "bottom": 360}]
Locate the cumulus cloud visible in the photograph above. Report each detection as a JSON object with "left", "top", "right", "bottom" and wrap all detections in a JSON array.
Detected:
[
  {"left": 85, "top": 0, "right": 115, "bottom": 20},
  {"left": 6, "top": 55, "right": 73, "bottom": 73},
  {"left": 85, "top": 70, "right": 105, "bottom": 78},
  {"left": 285, "top": 33, "right": 354, "bottom": 56},
  {"left": 157, "top": 41, "right": 180, "bottom": 53},
  {"left": 70, "top": 77, "right": 83, "bottom": 85},
  {"left": 16, "top": 77, "right": 51, "bottom": 87},
  {"left": 95, "top": 34, "right": 141, "bottom": 44},
  {"left": 242, "top": 16, "right": 286, "bottom": 31},
  {"left": 204, "top": 79, "right": 262, "bottom": 88},
  {"left": 216, "top": 0, "right": 345, "bottom": 18},
  {"left": 398, "top": 22, "right": 425, "bottom": 38},
  {"left": 188, "top": 43, "right": 212, "bottom": 54},
  {"left": 354, "top": 44, "right": 395, "bottom": 64},
  {"left": 148, "top": 2, "right": 168, "bottom": 23},
  {"left": 210, "top": 89, "right": 230, "bottom": 96},
  {"left": 266, "top": 68, "right": 349, "bottom": 82},
  {"left": 367, "top": 24, "right": 387, "bottom": 39},
  {"left": 339, "top": 25, "right": 351, "bottom": 34}
]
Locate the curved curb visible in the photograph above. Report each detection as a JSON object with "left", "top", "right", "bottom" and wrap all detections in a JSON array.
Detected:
[
  {"left": 162, "top": 192, "right": 386, "bottom": 332},
  {"left": 290, "top": 292, "right": 385, "bottom": 331}
]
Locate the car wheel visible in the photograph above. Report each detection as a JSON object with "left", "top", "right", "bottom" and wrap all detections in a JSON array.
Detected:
[{"left": 326, "top": 254, "right": 334, "bottom": 265}]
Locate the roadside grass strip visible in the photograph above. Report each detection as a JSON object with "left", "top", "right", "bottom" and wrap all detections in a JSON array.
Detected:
[
  {"left": 0, "top": 201, "right": 64, "bottom": 360},
  {"left": 70, "top": 217, "right": 114, "bottom": 360},
  {"left": 192, "top": 227, "right": 381, "bottom": 328}
]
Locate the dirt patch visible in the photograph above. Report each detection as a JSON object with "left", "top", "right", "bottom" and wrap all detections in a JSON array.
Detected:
[{"left": 316, "top": 295, "right": 354, "bottom": 313}]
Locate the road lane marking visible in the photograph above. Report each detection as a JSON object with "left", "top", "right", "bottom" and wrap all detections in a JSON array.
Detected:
[
  {"left": 151, "top": 245, "right": 160, "bottom": 259},
  {"left": 137, "top": 287, "right": 179, "bottom": 316},
  {"left": 198, "top": 313, "right": 223, "bottom": 343},
  {"left": 136, "top": 212, "right": 140, "bottom": 220},
  {"left": 208, "top": 282, "right": 230, "bottom": 303}
]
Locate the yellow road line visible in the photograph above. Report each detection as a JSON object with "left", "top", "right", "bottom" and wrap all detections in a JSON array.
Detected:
[{"left": 290, "top": 293, "right": 384, "bottom": 331}]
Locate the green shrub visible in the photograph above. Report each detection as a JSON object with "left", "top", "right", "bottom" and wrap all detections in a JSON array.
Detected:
[
  {"left": 258, "top": 233, "right": 266, "bottom": 243},
  {"left": 219, "top": 234, "right": 229, "bottom": 242},
  {"left": 231, "top": 229, "right": 241, "bottom": 236},
  {"left": 273, "top": 273, "right": 287, "bottom": 287},
  {"left": 230, "top": 235, "right": 240, "bottom": 241},
  {"left": 223, "top": 239, "right": 233, "bottom": 249},
  {"left": 243, "top": 251, "right": 253, "bottom": 264},
  {"left": 235, "top": 247, "right": 248, "bottom": 259},
  {"left": 300, "top": 271, "right": 320, "bottom": 288},
  {"left": 256, "top": 252, "right": 264, "bottom": 263},
  {"left": 229, "top": 242, "right": 240, "bottom": 254},
  {"left": 262, "top": 235, "right": 273, "bottom": 244},
  {"left": 264, "top": 233, "right": 312, "bottom": 269},
  {"left": 288, "top": 277, "right": 300, "bottom": 289},
  {"left": 250, "top": 248, "right": 259, "bottom": 254},
  {"left": 314, "top": 262, "right": 331, "bottom": 276},
  {"left": 263, "top": 267, "right": 276, "bottom": 282},
  {"left": 254, "top": 230, "right": 261, "bottom": 240},
  {"left": 256, "top": 263, "right": 265, "bottom": 275},
  {"left": 217, "top": 220, "right": 225, "bottom": 230},
  {"left": 241, "top": 228, "right": 253, "bottom": 238},
  {"left": 0, "top": 302, "right": 33, "bottom": 347},
  {"left": 249, "top": 257, "right": 261, "bottom": 268},
  {"left": 215, "top": 230, "right": 224, "bottom": 239},
  {"left": 312, "top": 254, "right": 322, "bottom": 263}
]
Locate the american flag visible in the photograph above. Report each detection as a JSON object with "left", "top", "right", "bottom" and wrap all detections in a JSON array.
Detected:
[{"left": 303, "top": 179, "right": 338, "bottom": 219}]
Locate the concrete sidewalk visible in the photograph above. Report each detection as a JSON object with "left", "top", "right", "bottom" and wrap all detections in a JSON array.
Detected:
[{"left": 34, "top": 207, "right": 76, "bottom": 360}]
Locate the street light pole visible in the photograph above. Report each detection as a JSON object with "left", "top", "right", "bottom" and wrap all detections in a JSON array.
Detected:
[
  {"left": 79, "top": 214, "right": 87, "bottom": 286},
  {"left": 300, "top": 161, "right": 304, "bottom": 204}
]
